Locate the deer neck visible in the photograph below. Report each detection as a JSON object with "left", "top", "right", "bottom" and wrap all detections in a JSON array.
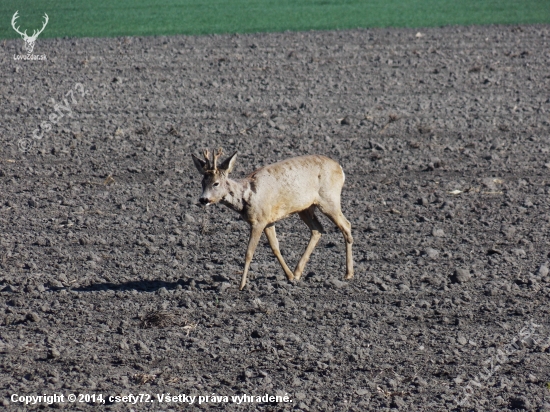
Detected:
[{"left": 221, "top": 178, "right": 253, "bottom": 215}]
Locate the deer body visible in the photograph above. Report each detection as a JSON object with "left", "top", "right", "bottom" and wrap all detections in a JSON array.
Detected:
[{"left": 192, "top": 150, "right": 353, "bottom": 290}]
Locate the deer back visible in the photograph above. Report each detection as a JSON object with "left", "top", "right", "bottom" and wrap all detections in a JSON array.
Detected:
[{"left": 242, "top": 155, "right": 344, "bottom": 223}]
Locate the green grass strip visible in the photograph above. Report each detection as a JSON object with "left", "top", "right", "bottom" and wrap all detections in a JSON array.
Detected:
[{"left": 1, "top": 0, "right": 550, "bottom": 39}]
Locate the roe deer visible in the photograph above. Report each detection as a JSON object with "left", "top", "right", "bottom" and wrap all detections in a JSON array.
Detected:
[{"left": 192, "top": 148, "right": 353, "bottom": 290}]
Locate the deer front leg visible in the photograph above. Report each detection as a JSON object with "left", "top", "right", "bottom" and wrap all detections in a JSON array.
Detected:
[
  {"left": 264, "top": 224, "right": 294, "bottom": 281},
  {"left": 294, "top": 209, "right": 324, "bottom": 280},
  {"left": 239, "top": 225, "right": 264, "bottom": 290}
]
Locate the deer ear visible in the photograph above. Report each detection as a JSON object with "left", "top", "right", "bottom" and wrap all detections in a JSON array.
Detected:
[
  {"left": 191, "top": 154, "right": 207, "bottom": 175},
  {"left": 218, "top": 151, "right": 238, "bottom": 174}
]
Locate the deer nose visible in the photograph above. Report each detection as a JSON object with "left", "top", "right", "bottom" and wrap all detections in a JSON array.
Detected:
[{"left": 199, "top": 197, "right": 209, "bottom": 205}]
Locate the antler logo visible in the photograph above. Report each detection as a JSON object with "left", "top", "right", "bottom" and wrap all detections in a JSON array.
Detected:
[{"left": 11, "top": 11, "right": 49, "bottom": 55}]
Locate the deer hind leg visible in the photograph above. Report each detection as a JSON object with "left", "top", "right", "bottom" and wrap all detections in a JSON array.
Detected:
[
  {"left": 239, "top": 225, "right": 264, "bottom": 290},
  {"left": 294, "top": 206, "right": 325, "bottom": 281},
  {"left": 317, "top": 200, "right": 354, "bottom": 280},
  {"left": 264, "top": 224, "right": 295, "bottom": 281}
]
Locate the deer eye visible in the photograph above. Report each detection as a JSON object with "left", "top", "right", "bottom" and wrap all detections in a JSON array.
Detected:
[{"left": 213, "top": 182, "right": 220, "bottom": 187}]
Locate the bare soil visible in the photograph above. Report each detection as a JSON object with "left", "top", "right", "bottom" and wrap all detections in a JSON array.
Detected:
[{"left": 1, "top": 24, "right": 550, "bottom": 411}]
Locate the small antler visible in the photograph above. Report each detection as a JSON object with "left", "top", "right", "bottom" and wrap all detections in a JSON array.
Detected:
[
  {"left": 203, "top": 149, "right": 212, "bottom": 169},
  {"left": 213, "top": 148, "right": 223, "bottom": 170},
  {"left": 11, "top": 11, "right": 27, "bottom": 38}
]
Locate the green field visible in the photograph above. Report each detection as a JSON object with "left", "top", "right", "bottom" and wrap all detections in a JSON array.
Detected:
[{"left": 1, "top": 0, "right": 550, "bottom": 39}]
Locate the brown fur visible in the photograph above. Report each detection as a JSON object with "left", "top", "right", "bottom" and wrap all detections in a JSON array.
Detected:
[{"left": 192, "top": 150, "right": 353, "bottom": 290}]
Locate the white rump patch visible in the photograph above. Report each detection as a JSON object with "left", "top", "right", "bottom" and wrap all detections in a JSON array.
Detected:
[{"left": 340, "top": 165, "right": 345, "bottom": 182}]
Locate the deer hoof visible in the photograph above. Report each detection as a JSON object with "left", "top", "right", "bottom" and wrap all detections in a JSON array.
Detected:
[
  {"left": 344, "top": 273, "right": 354, "bottom": 280},
  {"left": 293, "top": 270, "right": 304, "bottom": 281}
]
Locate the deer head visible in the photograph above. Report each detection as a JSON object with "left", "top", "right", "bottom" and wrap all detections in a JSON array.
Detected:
[
  {"left": 191, "top": 148, "right": 238, "bottom": 206},
  {"left": 11, "top": 11, "right": 49, "bottom": 55}
]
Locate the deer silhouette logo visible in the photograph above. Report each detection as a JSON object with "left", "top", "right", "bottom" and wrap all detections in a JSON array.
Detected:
[{"left": 11, "top": 11, "right": 49, "bottom": 55}]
